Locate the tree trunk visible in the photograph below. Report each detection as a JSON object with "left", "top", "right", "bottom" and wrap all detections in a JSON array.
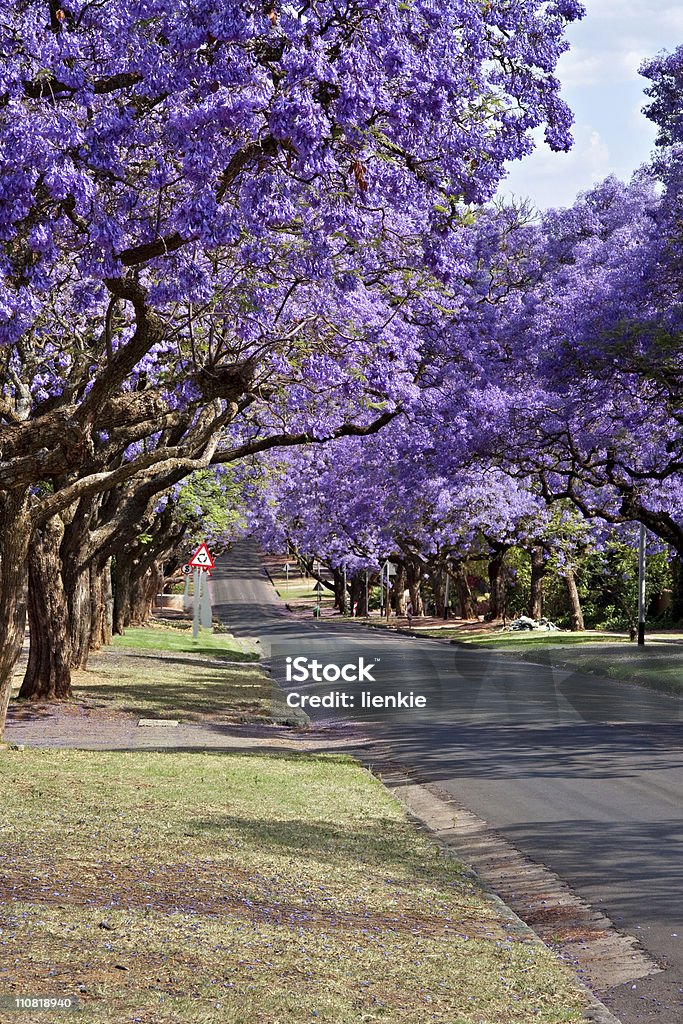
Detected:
[
  {"left": 89, "top": 559, "right": 113, "bottom": 650},
  {"left": 529, "top": 547, "right": 547, "bottom": 620},
  {"left": 68, "top": 568, "right": 92, "bottom": 669},
  {"left": 19, "top": 515, "right": 73, "bottom": 701},
  {"left": 332, "top": 567, "right": 345, "bottom": 612},
  {"left": 0, "top": 490, "right": 32, "bottom": 740},
  {"left": 452, "top": 561, "right": 476, "bottom": 619},
  {"left": 565, "top": 568, "right": 585, "bottom": 631},
  {"left": 60, "top": 507, "right": 96, "bottom": 670},
  {"left": 128, "top": 562, "right": 160, "bottom": 625},
  {"left": 350, "top": 573, "right": 367, "bottom": 616},
  {"left": 487, "top": 547, "right": 507, "bottom": 621},
  {"left": 113, "top": 553, "right": 132, "bottom": 635},
  {"left": 432, "top": 569, "right": 446, "bottom": 618},
  {"left": 405, "top": 558, "right": 424, "bottom": 616},
  {"left": 394, "top": 563, "right": 407, "bottom": 616}
]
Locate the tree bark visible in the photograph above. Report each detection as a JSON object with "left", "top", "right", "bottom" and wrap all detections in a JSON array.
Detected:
[
  {"left": 564, "top": 568, "right": 585, "bottom": 631},
  {"left": 0, "top": 490, "right": 32, "bottom": 740},
  {"left": 452, "top": 561, "right": 476, "bottom": 619},
  {"left": 529, "top": 547, "right": 547, "bottom": 620},
  {"left": 332, "top": 567, "right": 345, "bottom": 612},
  {"left": 68, "top": 568, "right": 92, "bottom": 669},
  {"left": 487, "top": 547, "right": 507, "bottom": 621},
  {"left": 128, "top": 561, "right": 161, "bottom": 625},
  {"left": 349, "top": 573, "right": 367, "bottom": 616},
  {"left": 394, "top": 562, "right": 407, "bottom": 616},
  {"left": 60, "top": 502, "right": 97, "bottom": 670},
  {"left": 19, "top": 515, "right": 73, "bottom": 700},
  {"left": 89, "top": 559, "right": 113, "bottom": 649},
  {"left": 405, "top": 558, "right": 424, "bottom": 616},
  {"left": 113, "top": 552, "right": 132, "bottom": 635}
]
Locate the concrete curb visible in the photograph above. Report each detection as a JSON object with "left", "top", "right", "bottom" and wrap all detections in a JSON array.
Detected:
[{"left": 362, "top": 760, "right": 633, "bottom": 1024}]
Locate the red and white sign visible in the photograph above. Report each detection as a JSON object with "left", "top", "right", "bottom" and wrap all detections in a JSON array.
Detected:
[{"left": 188, "top": 543, "right": 215, "bottom": 570}]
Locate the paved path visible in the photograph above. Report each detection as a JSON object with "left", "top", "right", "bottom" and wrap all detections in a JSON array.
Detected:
[{"left": 211, "top": 542, "right": 683, "bottom": 1024}]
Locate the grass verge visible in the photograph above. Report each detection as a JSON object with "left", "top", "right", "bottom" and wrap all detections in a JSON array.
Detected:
[
  {"left": 511, "top": 644, "right": 683, "bottom": 695},
  {"left": 448, "top": 631, "right": 683, "bottom": 696},
  {"left": 0, "top": 748, "right": 586, "bottom": 1024},
  {"left": 448, "top": 631, "right": 626, "bottom": 650},
  {"left": 111, "top": 626, "right": 258, "bottom": 662},
  {"left": 71, "top": 625, "right": 271, "bottom": 724}
]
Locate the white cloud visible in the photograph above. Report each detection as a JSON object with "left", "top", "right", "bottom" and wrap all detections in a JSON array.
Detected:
[
  {"left": 556, "top": 0, "right": 683, "bottom": 89},
  {"left": 493, "top": 2, "right": 683, "bottom": 209},
  {"left": 498, "top": 125, "right": 611, "bottom": 212}
]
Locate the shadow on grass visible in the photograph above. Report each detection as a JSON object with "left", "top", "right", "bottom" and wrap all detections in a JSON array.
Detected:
[
  {"left": 72, "top": 679, "right": 271, "bottom": 718},
  {"left": 186, "top": 811, "right": 449, "bottom": 877},
  {"left": 110, "top": 646, "right": 259, "bottom": 665}
]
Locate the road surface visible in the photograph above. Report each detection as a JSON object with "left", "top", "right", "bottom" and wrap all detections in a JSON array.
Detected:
[{"left": 211, "top": 542, "right": 683, "bottom": 1024}]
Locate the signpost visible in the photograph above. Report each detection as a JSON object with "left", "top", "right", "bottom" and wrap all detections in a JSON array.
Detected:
[
  {"left": 188, "top": 543, "right": 215, "bottom": 571},
  {"left": 188, "top": 543, "right": 215, "bottom": 638},
  {"left": 182, "top": 567, "right": 192, "bottom": 613},
  {"left": 284, "top": 561, "right": 291, "bottom": 591}
]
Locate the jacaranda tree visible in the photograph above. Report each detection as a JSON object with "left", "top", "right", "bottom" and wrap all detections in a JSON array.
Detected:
[{"left": 0, "top": 0, "right": 585, "bottom": 733}]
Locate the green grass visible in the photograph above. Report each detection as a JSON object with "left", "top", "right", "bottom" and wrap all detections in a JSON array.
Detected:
[
  {"left": 111, "top": 625, "right": 258, "bottom": 662},
  {"left": 449, "top": 631, "right": 627, "bottom": 649},
  {"left": 73, "top": 626, "right": 271, "bottom": 724},
  {"left": 444, "top": 631, "right": 683, "bottom": 696},
  {"left": 528, "top": 645, "right": 683, "bottom": 695},
  {"left": 276, "top": 581, "right": 335, "bottom": 604},
  {"left": 0, "top": 748, "right": 586, "bottom": 1024}
]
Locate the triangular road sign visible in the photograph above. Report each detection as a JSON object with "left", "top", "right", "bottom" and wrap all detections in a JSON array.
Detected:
[{"left": 188, "top": 543, "right": 215, "bottom": 569}]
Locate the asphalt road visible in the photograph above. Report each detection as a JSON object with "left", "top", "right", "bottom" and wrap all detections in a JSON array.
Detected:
[{"left": 211, "top": 542, "right": 683, "bottom": 1024}]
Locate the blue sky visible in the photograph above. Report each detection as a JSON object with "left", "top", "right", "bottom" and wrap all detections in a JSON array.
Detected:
[{"left": 498, "top": 1, "right": 683, "bottom": 211}]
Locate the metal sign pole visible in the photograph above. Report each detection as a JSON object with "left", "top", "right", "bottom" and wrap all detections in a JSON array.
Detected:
[
  {"left": 193, "top": 568, "right": 200, "bottom": 638},
  {"left": 183, "top": 573, "right": 191, "bottom": 613},
  {"left": 201, "top": 571, "right": 212, "bottom": 629}
]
